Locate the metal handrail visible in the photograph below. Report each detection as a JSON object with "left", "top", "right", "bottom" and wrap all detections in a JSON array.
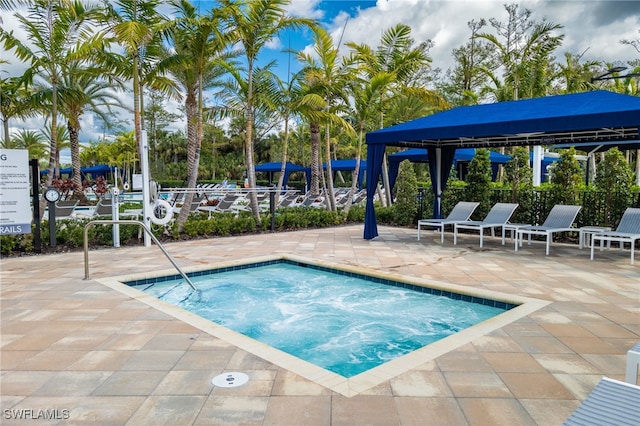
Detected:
[{"left": 83, "top": 219, "right": 197, "bottom": 290}]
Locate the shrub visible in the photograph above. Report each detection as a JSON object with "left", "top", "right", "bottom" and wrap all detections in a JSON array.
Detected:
[
  {"left": 392, "top": 160, "right": 418, "bottom": 225},
  {"left": 504, "top": 147, "right": 534, "bottom": 224},
  {"left": 549, "top": 147, "right": 583, "bottom": 206},
  {"left": 594, "top": 147, "right": 635, "bottom": 227},
  {"left": 464, "top": 148, "right": 492, "bottom": 219}
]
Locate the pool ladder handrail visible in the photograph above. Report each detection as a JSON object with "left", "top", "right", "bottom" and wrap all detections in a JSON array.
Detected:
[{"left": 83, "top": 219, "right": 197, "bottom": 291}]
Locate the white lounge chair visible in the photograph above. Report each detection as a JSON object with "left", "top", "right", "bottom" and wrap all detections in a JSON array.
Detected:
[
  {"left": 50, "top": 200, "right": 79, "bottom": 220},
  {"left": 515, "top": 204, "right": 581, "bottom": 255},
  {"left": 626, "top": 342, "right": 640, "bottom": 385},
  {"left": 197, "top": 193, "right": 245, "bottom": 216},
  {"left": 590, "top": 207, "right": 640, "bottom": 265},
  {"left": 563, "top": 377, "right": 640, "bottom": 426},
  {"left": 453, "top": 203, "right": 519, "bottom": 248},
  {"left": 173, "top": 194, "right": 204, "bottom": 215},
  {"left": 417, "top": 201, "right": 480, "bottom": 243}
]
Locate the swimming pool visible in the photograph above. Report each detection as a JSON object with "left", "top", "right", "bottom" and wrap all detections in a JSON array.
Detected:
[
  {"left": 126, "top": 259, "right": 511, "bottom": 378},
  {"left": 101, "top": 255, "right": 549, "bottom": 396}
]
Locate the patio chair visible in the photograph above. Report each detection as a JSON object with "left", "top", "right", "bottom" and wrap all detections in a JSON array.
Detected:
[
  {"left": 173, "top": 194, "right": 204, "bottom": 215},
  {"left": 515, "top": 204, "right": 582, "bottom": 255},
  {"left": 563, "top": 377, "right": 640, "bottom": 426},
  {"left": 51, "top": 200, "right": 79, "bottom": 220},
  {"left": 94, "top": 198, "right": 113, "bottom": 216},
  {"left": 590, "top": 207, "right": 640, "bottom": 265},
  {"left": 197, "top": 193, "right": 244, "bottom": 216},
  {"left": 453, "top": 203, "right": 519, "bottom": 248},
  {"left": 276, "top": 192, "right": 300, "bottom": 209},
  {"left": 417, "top": 201, "right": 480, "bottom": 243}
]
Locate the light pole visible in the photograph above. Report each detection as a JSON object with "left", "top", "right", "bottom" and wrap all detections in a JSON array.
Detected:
[{"left": 591, "top": 66, "right": 640, "bottom": 83}]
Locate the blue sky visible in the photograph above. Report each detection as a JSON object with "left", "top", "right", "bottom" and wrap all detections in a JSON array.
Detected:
[{"left": 3, "top": 0, "right": 639, "bottom": 150}]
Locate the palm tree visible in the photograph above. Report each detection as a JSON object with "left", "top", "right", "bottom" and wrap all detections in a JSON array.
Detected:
[
  {"left": 100, "top": 0, "right": 166, "bottom": 152},
  {"left": 58, "top": 60, "right": 126, "bottom": 201},
  {"left": 0, "top": 0, "right": 101, "bottom": 193},
  {"left": 270, "top": 70, "right": 304, "bottom": 204},
  {"left": 40, "top": 124, "right": 70, "bottom": 175},
  {"left": 108, "top": 130, "right": 138, "bottom": 185},
  {"left": 220, "top": 0, "right": 315, "bottom": 222},
  {"left": 554, "top": 52, "right": 599, "bottom": 94},
  {"left": 9, "top": 129, "right": 48, "bottom": 160},
  {"left": 345, "top": 24, "right": 441, "bottom": 206},
  {"left": 0, "top": 73, "right": 38, "bottom": 145},
  {"left": 165, "top": 0, "right": 233, "bottom": 231},
  {"left": 297, "top": 26, "right": 354, "bottom": 209}
]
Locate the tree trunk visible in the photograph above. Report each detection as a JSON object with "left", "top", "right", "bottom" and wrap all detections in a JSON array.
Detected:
[
  {"left": 177, "top": 90, "right": 199, "bottom": 231},
  {"left": 324, "top": 124, "right": 336, "bottom": 210},
  {"left": 275, "top": 114, "right": 290, "bottom": 206},
  {"left": 309, "top": 122, "right": 321, "bottom": 196},
  {"left": 67, "top": 119, "right": 86, "bottom": 203}
]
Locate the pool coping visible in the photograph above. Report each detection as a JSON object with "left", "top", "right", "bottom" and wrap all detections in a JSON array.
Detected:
[{"left": 96, "top": 254, "right": 551, "bottom": 397}]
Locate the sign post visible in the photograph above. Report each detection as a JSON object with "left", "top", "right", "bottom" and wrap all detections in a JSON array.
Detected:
[{"left": 0, "top": 149, "right": 32, "bottom": 236}]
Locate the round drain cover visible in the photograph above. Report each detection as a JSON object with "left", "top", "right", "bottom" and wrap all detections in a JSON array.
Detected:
[{"left": 211, "top": 372, "right": 249, "bottom": 388}]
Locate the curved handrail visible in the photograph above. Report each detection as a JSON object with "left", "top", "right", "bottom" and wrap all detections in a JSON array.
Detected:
[{"left": 83, "top": 219, "right": 197, "bottom": 290}]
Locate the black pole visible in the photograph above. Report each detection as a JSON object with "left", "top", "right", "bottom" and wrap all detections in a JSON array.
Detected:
[
  {"left": 270, "top": 191, "right": 276, "bottom": 232},
  {"left": 30, "top": 159, "right": 41, "bottom": 253},
  {"left": 48, "top": 200, "right": 56, "bottom": 248}
]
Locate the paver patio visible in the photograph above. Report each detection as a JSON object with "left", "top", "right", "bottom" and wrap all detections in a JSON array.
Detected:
[{"left": 1, "top": 225, "right": 638, "bottom": 425}]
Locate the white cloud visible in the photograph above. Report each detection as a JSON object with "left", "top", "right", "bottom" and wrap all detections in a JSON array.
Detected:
[{"left": 323, "top": 0, "right": 639, "bottom": 73}]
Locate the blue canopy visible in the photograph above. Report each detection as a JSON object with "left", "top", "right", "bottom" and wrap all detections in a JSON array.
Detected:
[
  {"left": 322, "top": 159, "right": 367, "bottom": 188},
  {"left": 364, "top": 91, "right": 640, "bottom": 239},
  {"left": 40, "top": 164, "right": 114, "bottom": 179},
  {"left": 255, "top": 161, "right": 311, "bottom": 189},
  {"left": 387, "top": 148, "right": 510, "bottom": 190}
]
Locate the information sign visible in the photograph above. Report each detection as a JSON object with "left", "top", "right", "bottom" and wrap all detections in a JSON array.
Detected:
[{"left": 0, "top": 149, "right": 32, "bottom": 235}]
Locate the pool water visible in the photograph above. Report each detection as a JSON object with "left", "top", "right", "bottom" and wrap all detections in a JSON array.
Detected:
[{"left": 128, "top": 261, "right": 509, "bottom": 378}]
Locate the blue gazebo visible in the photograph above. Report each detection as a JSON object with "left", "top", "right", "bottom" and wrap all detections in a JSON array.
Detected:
[
  {"left": 323, "top": 159, "right": 367, "bottom": 188},
  {"left": 255, "top": 161, "right": 311, "bottom": 189},
  {"left": 364, "top": 91, "right": 640, "bottom": 240}
]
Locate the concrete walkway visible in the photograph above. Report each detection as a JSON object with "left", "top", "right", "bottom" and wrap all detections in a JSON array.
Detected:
[{"left": 1, "top": 225, "right": 638, "bottom": 425}]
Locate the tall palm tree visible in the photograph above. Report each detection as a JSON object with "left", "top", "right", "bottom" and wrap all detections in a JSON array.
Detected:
[
  {"left": 0, "top": 0, "right": 101, "bottom": 192},
  {"left": 345, "top": 24, "right": 441, "bottom": 206},
  {"left": 270, "top": 70, "right": 304, "bottom": 204},
  {"left": 100, "top": 0, "right": 166, "bottom": 152},
  {"left": 165, "top": 0, "right": 234, "bottom": 231},
  {"left": 58, "top": 61, "right": 126, "bottom": 200},
  {"left": 297, "top": 26, "right": 353, "bottom": 209},
  {"left": 220, "top": 0, "right": 315, "bottom": 222}
]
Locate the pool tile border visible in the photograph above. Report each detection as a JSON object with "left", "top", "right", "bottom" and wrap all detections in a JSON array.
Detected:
[{"left": 96, "top": 254, "right": 550, "bottom": 397}]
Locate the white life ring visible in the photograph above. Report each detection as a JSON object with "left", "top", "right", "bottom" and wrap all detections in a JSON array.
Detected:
[
  {"left": 149, "top": 180, "right": 159, "bottom": 203},
  {"left": 123, "top": 182, "right": 130, "bottom": 191},
  {"left": 149, "top": 199, "right": 173, "bottom": 225}
]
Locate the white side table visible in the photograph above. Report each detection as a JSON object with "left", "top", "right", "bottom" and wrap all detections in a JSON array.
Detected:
[{"left": 579, "top": 226, "right": 611, "bottom": 249}]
